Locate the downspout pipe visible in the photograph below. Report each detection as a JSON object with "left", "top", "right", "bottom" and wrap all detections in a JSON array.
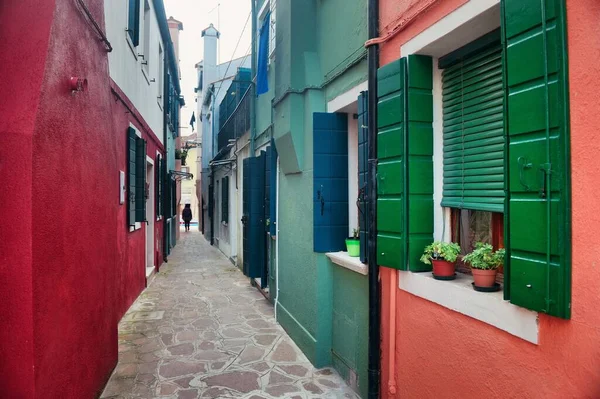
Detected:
[
  {"left": 210, "top": 166, "right": 215, "bottom": 246},
  {"left": 162, "top": 49, "right": 169, "bottom": 263},
  {"left": 249, "top": 0, "right": 257, "bottom": 156},
  {"left": 367, "top": 0, "right": 380, "bottom": 397}
]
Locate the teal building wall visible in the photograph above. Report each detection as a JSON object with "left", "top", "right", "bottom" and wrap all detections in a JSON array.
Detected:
[{"left": 255, "top": 0, "right": 369, "bottom": 396}]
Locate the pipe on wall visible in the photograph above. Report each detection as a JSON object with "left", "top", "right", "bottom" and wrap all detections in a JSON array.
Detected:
[
  {"left": 250, "top": 0, "right": 257, "bottom": 156},
  {"left": 367, "top": 0, "right": 380, "bottom": 397},
  {"left": 388, "top": 269, "right": 397, "bottom": 395}
]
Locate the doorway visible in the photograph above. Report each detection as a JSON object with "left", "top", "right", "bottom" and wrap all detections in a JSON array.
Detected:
[{"left": 146, "top": 158, "right": 155, "bottom": 277}]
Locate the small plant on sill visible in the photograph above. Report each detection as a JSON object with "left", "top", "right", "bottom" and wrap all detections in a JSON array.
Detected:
[
  {"left": 463, "top": 242, "right": 505, "bottom": 290},
  {"left": 345, "top": 228, "right": 360, "bottom": 257},
  {"left": 420, "top": 241, "right": 461, "bottom": 280}
]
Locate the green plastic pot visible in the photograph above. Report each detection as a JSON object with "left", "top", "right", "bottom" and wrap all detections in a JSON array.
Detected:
[{"left": 345, "top": 238, "right": 360, "bottom": 257}]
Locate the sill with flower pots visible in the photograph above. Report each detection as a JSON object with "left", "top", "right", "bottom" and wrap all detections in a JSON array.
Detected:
[{"left": 397, "top": 270, "right": 539, "bottom": 344}]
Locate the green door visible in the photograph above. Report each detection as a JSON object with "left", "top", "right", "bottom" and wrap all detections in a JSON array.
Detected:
[{"left": 502, "top": 0, "right": 571, "bottom": 318}]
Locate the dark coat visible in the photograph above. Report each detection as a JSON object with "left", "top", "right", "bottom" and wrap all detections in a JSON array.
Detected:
[{"left": 182, "top": 208, "right": 192, "bottom": 222}]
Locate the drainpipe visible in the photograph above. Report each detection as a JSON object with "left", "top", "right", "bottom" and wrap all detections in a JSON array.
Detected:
[
  {"left": 162, "top": 49, "right": 169, "bottom": 263},
  {"left": 367, "top": 0, "right": 380, "bottom": 397},
  {"left": 210, "top": 165, "right": 215, "bottom": 246},
  {"left": 249, "top": 0, "right": 257, "bottom": 156}
]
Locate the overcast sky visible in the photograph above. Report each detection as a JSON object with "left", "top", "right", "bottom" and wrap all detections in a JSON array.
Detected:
[{"left": 164, "top": 0, "right": 252, "bottom": 138}]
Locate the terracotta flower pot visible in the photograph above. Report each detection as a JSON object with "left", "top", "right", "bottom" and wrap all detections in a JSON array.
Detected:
[
  {"left": 471, "top": 268, "right": 498, "bottom": 288},
  {"left": 431, "top": 259, "right": 456, "bottom": 278}
]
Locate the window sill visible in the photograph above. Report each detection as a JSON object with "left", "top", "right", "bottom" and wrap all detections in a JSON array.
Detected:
[
  {"left": 129, "top": 222, "right": 141, "bottom": 233},
  {"left": 326, "top": 252, "right": 368, "bottom": 276},
  {"left": 398, "top": 271, "right": 539, "bottom": 344},
  {"left": 125, "top": 33, "right": 138, "bottom": 60},
  {"left": 141, "top": 67, "right": 150, "bottom": 85}
]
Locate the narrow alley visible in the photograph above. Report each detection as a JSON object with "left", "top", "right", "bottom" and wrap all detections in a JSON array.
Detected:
[{"left": 100, "top": 231, "right": 359, "bottom": 399}]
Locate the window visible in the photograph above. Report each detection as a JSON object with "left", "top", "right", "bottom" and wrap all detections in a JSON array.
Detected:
[
  {"left": 158, "top": 45, "right": 164, "bottom": 105},
  {"left": 156, "top": 154, "right": 163, "bottom": 218},
  {"left": 127, "top": 0, "right": 141, "bottom": 47},
  {"left": 376, "top": 0, "right": 572, "bottom": 320},
  {"left": 222, "top": 176, "right": 229, "bottom": 224},
  {"left": 127, "top": 127, "right": 147, "bottom": 228},
  {"left": 269, "top": 0, "right": 276, "bottom": 58},
  {"left": 439, "top": 32, "right": 504, "bottom": 212},
  {"left": 142, "top": 0, "right": 151, "bottom": 74}
]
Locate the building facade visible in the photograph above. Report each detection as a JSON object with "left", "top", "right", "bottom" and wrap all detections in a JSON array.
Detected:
[
  {"left": 0, "top": 0, "right": 181, "bottom": 396},
  {"left": 376, "top": 0, "right": 600, "bottom": 398},
  {"left": 195, "top": 24, "right": 251, "bottom": 244}
]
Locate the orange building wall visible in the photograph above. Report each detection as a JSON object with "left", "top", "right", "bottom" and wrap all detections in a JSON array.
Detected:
[{"left": 379, "top": 0, "right": 600, "bottom": 398}]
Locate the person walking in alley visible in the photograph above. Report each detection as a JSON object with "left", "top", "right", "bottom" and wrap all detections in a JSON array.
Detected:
[{"left": 182, "top": 203, "right": 192, "bottom": 231}]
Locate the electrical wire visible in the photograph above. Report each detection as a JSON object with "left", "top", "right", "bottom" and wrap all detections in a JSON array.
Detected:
[{"left": 212, "top": 10, "right": 252, "bottom": 102}]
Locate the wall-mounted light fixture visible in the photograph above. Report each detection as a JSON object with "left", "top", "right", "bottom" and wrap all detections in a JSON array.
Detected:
[{"left": 69, "top": 77, "right": 88, "bottom": 94}]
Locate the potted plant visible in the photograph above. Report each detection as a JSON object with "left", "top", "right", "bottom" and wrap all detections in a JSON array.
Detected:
[
  {"left": 345, "top": 228, "right": 360, "bottom": 257},
  {"left": 420, "top": 241, "right": 461, "bottom": 280},
  {"left": 463, "top": 242, "right": 505, "bottom": 290}
]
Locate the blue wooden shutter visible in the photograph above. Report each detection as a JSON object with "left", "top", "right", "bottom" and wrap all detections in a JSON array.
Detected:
[
  {"left": 127, "top": 128, "right": 137, "bottom": 227},
  {"left": 128, "top": 0, "right": 140, "bottom": 47},
  {"left": 243, "top": 156, "right": 266, "bottom": 278},
  {"left": 357, "top": 91, "right": 369, "bottom": 263},
  {"left": 269, "top": 139, "right": 278, "bottom": 236},
  {"left": 135, "top": 137, "right": 147, "bottom": 222},
  {"left": 243, "top": 158, "right": 250, "bottom": 276},
  {"left": 221, "top": 176, "right": 229, "bottom": 223},
  {"left": 313, "top": 112, "right": 349, "bottom": 253},
  {"left": 502, "top": 0, "right": 571, "bottom": 318}
]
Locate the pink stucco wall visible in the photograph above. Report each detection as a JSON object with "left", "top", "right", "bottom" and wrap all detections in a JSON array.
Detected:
[{"left": 379, "top": 0, "right": 600, "bottom": 397}]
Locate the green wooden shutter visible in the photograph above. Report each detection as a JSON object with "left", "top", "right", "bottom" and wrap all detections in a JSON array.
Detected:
[
  {"left": 127, "top": 128, "right": 137, "bottom": 227},
  {"left": 156, "top": 155, "right": 162, "bottom": 217},
  {"left": 377, "top": 56, "right": 434, "bottom": 271},
  {"left": 377, "top": 58, "right": 407, "bottom": 270},
  {"left": 440, "top": 36, "right": 505, "bottom": 212},
  {"left": 128, "top": 0, "right": 140, "bottom": 47},
  {"left": 502, "top": 0, "right": 571, "bottom": 318},
  {"left": 406, "top": 55, "right": 434, "bottom": 272},
  {"left": 222, "top": 176, "right": 229, "bottom": 223},
  {"left": 135, "top": 137, "right": 147, "bottom": 222},
  {"left": 358, "top": 91, "right": 369, "bottom": 263}
]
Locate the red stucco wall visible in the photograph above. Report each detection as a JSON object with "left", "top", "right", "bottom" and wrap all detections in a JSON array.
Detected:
[
  {"left": 0, "top": 0, "right": 165, "bottom": 397},
  {"left": 379, "top": 0, "right": 600, "bottom": 398},
  {"left": 0, "top": 0, "right": 56, "bottom": 396}
]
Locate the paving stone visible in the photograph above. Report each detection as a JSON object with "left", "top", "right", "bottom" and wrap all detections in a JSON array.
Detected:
[
  {"left": 254, "top": 334, "right": 278, "bottom": 346},
  {"left": 268, "top": 370, "right": 294, "bottom": 385},
  {"left": 318, "top": 378, "right": 340, "bottom": 388},
  {"left": 178, "top": 389, "right": 200, "bottom": 399},
  {"left": 168, "top": 343, "right": 195, "bottom": 356},
  {"left": 176, "top": 330, "right": 201, "bottom": 342},
  {"left": 265, "top": 383, "right": 301, "bottom": 397},
  {"left": 159, "top": 382, "right": 179, "bottom": 395},
  {"left": 159, "top": 361, "right": 206, "bottom": 379},
  {"left": 303, "top": 382, "right": 323, "bottom": 394},
  {"left": 249, "top": 361, "right": 271, "bottom": 373},
  {"left": 113, "top": 363, "right": 137, "bottom": 378},
  {"left": 238, "top": 345, "right": 266, "bottom": 365},
  {"left": 201, "top": 371, "right": 260, "bottom": 393},
  {"left": 278, "top": 365, "right": 309, "bottom": 377},
  {"left": 270, "top": 341, "right": 297, "bottom": 362}
]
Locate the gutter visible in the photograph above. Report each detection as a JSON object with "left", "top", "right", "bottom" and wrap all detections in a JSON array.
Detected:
[{"left": 367, "top": 0, "right": 381, "bottom": 397}]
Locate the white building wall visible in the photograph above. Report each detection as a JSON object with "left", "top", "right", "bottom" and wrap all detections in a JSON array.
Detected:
[{"left": 104, "top": 0, "right": 165, "bottom": 143}]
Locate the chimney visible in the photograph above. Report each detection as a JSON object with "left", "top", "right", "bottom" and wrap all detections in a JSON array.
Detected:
[
  {"left": 167, "top": 16, "right": 184, "bottom": 65},
  {"left": 201, "top": 23, "right": 220, "bottom": 87}
]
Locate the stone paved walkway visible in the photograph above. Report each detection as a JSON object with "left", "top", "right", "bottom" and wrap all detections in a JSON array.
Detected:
[{"left": 101, "top": 230, "right": 359, "bottom": 399}]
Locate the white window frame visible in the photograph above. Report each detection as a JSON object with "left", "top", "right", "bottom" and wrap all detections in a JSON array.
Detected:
[
  {"left": 141, "top": 0, "right": 151, "bottom": 80},
  {"left": 397, "top": 0, "right": 539, "bottom": 344},
  {"left": 129, "top": 124, "right": 143, "bottom": 232}
]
